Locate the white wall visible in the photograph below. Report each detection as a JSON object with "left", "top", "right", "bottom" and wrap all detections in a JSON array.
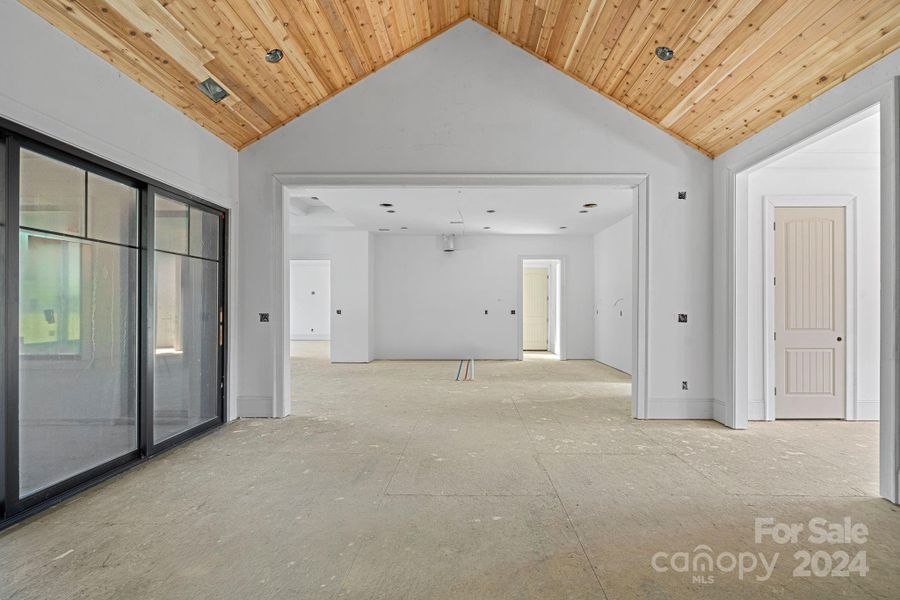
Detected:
[
  {"left": 290, "top": 261, "right": 331, "bottom": 340},
  {"left": 289, "top": 231, "right": 373, "bottom": 362},
  {"left": 375, "top": 235, "right": 592, "bottom": 359},
  {"left": 239, "top": 20, "right": 713, "bottom": 417},
  {"left": 594, "top": 216, "right": 633, "bottom": 374},
  {"left": 745, "top": 138, "right": 880, "bottom": 420},
  {"left": 0, "top": 2, "right": 241, "bottom": 419}
]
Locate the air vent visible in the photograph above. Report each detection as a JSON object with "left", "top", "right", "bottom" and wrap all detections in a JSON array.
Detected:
[{"left": 198, "top": 78, "right": 228, "bottom": 103}]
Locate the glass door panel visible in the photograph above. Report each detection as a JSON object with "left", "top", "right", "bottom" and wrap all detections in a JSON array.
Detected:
[
  {"left": 17, "top": 148, "right": 139, "bottom": 498},
  {"left": 152, "top": 195, "right": 221, "bottom": 444}
]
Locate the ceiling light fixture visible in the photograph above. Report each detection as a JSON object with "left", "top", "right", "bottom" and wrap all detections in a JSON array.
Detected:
[
  {"left": 655, "top": 46, "right": 674, "bottom": 61},
  {"left": 582, "top": 203, "right": 597, "bottom": 208},
  {"left": 379, "top": 203, "right": 394, "bottom": 207},
  {"left": 197, "top": 77, "right": 228, "bottom": 103},
  {"left": 486, "top": 209, "right": 496, "bottom": 214},
  {"left": 386, "top": 209, "right": 396, "bottom": 213},
  {"left": 378, "top": 228, "right": 390, "bottom": 232},
  {"left": 483, "top": 226, "right": 491, "bottom": 230},
  {"left": 400, "top": 226, "right": 408, "bottom": 230},
  {"left": 265, "top": 48, "right": 284, "bottom": 63},
  {"left": 559, "top": 226, "right": 568, "bottom": 230},
  {"left": 450, "top": 220, "right": 463, "bottom": 224},
  {"left": 579, "top": 210, "right": 588, "bottom": 213}
]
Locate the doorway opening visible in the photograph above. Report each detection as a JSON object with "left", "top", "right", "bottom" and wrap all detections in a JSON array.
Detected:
[
  {"left": 731, "top": 103, "right": 886, "bottom": 498},
  {"left": 521, "top": 259, "right": 561, "bottom": 360},
  {"left": 289, "top": 259, "right": 331, "bottom": 363}
]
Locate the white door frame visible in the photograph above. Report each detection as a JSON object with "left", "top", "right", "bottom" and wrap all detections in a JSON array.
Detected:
[
  {"left": 722, "top": 81, "right": 899, "bottom": 503},
  {"left": 271, "top": 173, "right": 651, "bottom": 420},
  {"left": 763, "top": 195, "right": 857, "bottom": 421},
  {"left": 518, "top": 258, "right": 564, "bottom": 359}
]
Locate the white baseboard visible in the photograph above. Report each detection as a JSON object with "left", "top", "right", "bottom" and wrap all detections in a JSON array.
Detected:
[
  {"left": 646, "top": 398, "right": 714, "bottom": 419},
  {"left": 237, "top": 396, "right": 274, "bottom": 418},
  {"left": 713, "top": 399, "right": 731, "bottom": 425},
  {"left": 748, "top": 399, "right": 767, "bottom": 421},
  {"left": 856, "top": 401, "right": 880, "bottom": 421}
]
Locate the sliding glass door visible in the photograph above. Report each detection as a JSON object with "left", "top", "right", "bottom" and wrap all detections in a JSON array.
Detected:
[
  {"left": 16, "top": 147, "right": 139, "bottom": 501},
  {"left": 1, "top": 130, "right": 226, "bottom": 523},
  {"left": 150, "top": 192, "right": 223, "bottom": 447}
]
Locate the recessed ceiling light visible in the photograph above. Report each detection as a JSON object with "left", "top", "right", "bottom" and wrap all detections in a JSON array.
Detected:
[
  {"left": 197, "top": 77, "right": 228, "bottom": 103},
  {"left": 265, "top": 48, "right": 284, "bottom": 63},
  {"left": 378, "top": 228, "right": 390, "bottom": 232},
  {"left": 579, "top": 210, "right": 588, "bottom": 213},
  {"left": 450, "top": 220, "right": 463, "bottom": 224},
  {"left": 486, "top": 209, "right": 496, "bottom": 213},
  {"left": 400, "top": 226, "right": 408, "bottom": 230},
  {"left": 310, "top": 196, "right": 319, "bottom": 201},
  {"left": 559, "top": 226, "right": 568, "bottom": 229},
  {"left": 379, "top": 203, "right": 394, "bottom": 207},
  {"left": 386, "top": 209, "right": 396, "bottom": 213},
  {"left": 483, "top": 226, "right": 491, "bottom": 230},
  {"left": 655, "top": 46, "right": 674, "bottom": 61},
  {"left": 582, "top": 203, "right": 597, "bottom": 208}
]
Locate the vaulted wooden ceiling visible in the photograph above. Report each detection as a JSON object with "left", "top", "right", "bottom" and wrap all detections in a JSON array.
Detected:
[{"left": 21, "top": 1, "right": 900, "bottom": 155}]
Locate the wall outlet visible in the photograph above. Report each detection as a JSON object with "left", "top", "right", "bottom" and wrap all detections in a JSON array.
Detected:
[
  {"left": 682, "top": 381, "right": 689, "bottom": 390},
  {"left": 510, "top": 309, "right": 516, "bottom": 315},
  {"left": 484, "top": 309, "right": 489, "bottom": 315},
  {"left": 677, "top": 313, "right": 688, "bottom": 323},
  {"left": 678, "top": 191, "right": 687, "bottom": 200},
  {"left": 336, "top": 309, "right": 342, "bottom": 315},
  {"left": 259, "top": 313, "right": 269, "bottom": 323},
  {"left": 311, "top": 290, "right": 316, "bottom": 295}
]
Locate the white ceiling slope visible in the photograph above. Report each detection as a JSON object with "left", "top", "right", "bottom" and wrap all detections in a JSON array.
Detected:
[
  {"left": 288, "top": 186, "right": 633, "bottom": 235},
  {"left": 766, "top": 111, "right": 881, "bottom": 171}
]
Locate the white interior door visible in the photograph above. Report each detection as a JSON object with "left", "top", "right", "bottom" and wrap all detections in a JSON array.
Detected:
[
  {"left": 523, "top": 267, "right": 549, "bottom": 351},
  {"left": 774, "top": 207, "right": 845, "bottom": 419}
]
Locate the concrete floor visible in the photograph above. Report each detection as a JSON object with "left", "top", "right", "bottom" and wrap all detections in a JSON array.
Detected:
[{"left": 1, "top": 341, "right": 897, "bottom": 599}]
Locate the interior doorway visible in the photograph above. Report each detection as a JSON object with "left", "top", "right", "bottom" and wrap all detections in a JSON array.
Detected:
[
  {"left": 522, "top": 259, "right": 560, "bottom": 358},
  {"left": 726, "top": 101, "right": 889, "bottom": 499}
]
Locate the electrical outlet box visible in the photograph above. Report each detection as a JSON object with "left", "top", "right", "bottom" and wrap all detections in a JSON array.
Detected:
[
  {"left": 510, "top": 309, "right": 516, "bottom": 315},
  {"left": 259, "top": 313, "right": 269, "bottom": 323},
  {"left": 336, "top": 309, "right": 342, "bottom": 315},
  {"left": 678, "top": 314, "right": 688, "bottom": 323},
  {"left": 678, "top": 191, "right": 687, "bottom": 200},
  {"left": 682, "top": 381, "right": 688, "bottom": 390},
  {"left": 484, "top": 309, "right": 489, "bottom": 315}
]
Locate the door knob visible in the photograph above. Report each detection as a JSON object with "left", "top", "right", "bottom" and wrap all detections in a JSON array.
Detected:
[{"left": 837, "top": 337, "right": 843, "bottom": 342}]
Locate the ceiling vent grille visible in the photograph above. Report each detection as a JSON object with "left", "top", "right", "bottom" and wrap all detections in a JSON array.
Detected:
[{"left": 198, "top": 77, "right": 229, "bottom": 103}]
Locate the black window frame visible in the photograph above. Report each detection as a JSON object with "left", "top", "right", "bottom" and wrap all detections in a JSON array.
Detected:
[{"left": 0, "top": 117, "right": 229, "bottom": 529}]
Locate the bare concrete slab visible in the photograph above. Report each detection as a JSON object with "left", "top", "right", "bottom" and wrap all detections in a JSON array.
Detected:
[{"left": 0, "top": 341, "right": 894, "bottom": 600}]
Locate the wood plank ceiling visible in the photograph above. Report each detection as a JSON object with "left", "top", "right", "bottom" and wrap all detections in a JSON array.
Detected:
[{"left": 20, "top": 0, "right": 900, "bottom": 155}]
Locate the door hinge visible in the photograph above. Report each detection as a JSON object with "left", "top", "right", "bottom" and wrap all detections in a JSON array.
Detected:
[
  {"left": 774, "top": 386, "right": 777, "bottom": 396},
  {"left": 773, "top": 276, "right": 776, "bottom": 286},
  {"left": 773, "top": 221, "right": 776, "bottom": 231},
  {"left": 774, "top": 331, "right": 777, "bottom": 341}
]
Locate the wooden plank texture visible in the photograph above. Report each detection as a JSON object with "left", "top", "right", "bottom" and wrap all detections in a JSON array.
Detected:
[{"left": 18, "top": 0, "right": 900, "bottom": 153}]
